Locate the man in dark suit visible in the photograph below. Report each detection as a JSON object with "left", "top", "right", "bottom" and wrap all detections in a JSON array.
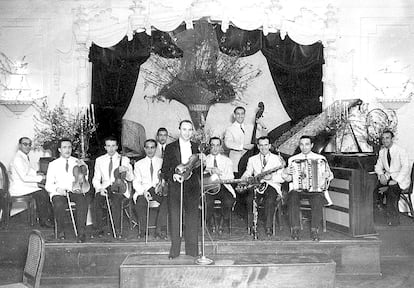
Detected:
[{"left": 161, "top": 120, "right": 200, "bottom": 259}]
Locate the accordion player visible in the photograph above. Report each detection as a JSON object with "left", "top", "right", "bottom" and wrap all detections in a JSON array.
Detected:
[{"left": 291, "top": 159, "right": 330, "bottom": 192}]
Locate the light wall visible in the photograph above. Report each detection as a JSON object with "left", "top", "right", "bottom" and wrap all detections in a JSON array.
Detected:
[{"left": 1, "top": 0, "right": 414, "bottom": 167}]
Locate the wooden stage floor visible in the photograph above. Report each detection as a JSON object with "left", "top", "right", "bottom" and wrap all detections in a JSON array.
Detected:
[{"left": 0, "top": 206, "right": 413, "bottom": 287}]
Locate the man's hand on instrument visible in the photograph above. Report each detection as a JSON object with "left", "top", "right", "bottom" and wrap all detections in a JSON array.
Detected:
[
  {"left": 208, "top": 167, "right": 221, "bottom": 176},
  {"left": 118, "top": 165, "right": 129, "bottom": 173},
  {"left": 262, "top": 174, "right": 272, "bottom": 181},
  {"left": 56, "top": 187, "right": 67, "bottom": 196},
  {"left": 282, "top": 168, "right": 292, "bottom": 182},
  {"left": 173, "top": 173, "right": 184, "bottom": 183},
  {"left": 99, "top": 188, "right": 108, "bottom": 196},
  {"left": 255, "top": 118, "right": 267, "bottom": 130},
  {"left": 76, "top": 159, "right": 87, "bottom": 166},
  {"left": 389, "top": 179, "right": 397, "bottom": 185},
  {"left": 144, "top": 190, "right": 152, "bottom": 201},
  {"left": 322, "top": 171, "right": 331, "bottom": 179},
  {"left": 379, "top": 174, "right": 388, "bottom": 186}
]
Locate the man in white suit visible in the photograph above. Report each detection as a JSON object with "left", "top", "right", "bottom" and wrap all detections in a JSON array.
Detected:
[
  {"left": 204, "top": 137, "right": 236, "bottom": 235},
  {"left": 133, "top": 139, "right": 166, "bottom": 239},
  {"left": 241, "top": 136, "right": 285, "bottom": 237},
  {"left": 375, "top": 130, "right": 410, "bottom": 226},
  {"left": 9, "top": 137, "right": 53, "bottom": 228},
  {"left": 93, "top": 136, "right": 134, "bottom": 237}
]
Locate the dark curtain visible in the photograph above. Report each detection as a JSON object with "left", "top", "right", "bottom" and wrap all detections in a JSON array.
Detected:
[
  {"left": 215, "top": 25, "right": 324, "bottom": 125},
  {"left": 89, "top": 31, "right": 182, "bottom": 150},
  {"left": 89, "top": 23, "right": 324, "bottom": 148}
]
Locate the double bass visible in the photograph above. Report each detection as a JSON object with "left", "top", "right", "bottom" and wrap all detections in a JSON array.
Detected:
[{"left": 238, "top": 102, "right": 265, "bottom": 175}]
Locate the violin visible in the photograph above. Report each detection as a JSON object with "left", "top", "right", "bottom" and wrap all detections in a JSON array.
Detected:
[
  {"left": 72, "top": 160, "right": 90, "bottom": 194},
  {"left": 175, "top": 154, "right": 201, "bottom": 181},
  {"left": 109, "top": 154, "right": 128, "bottom": 195}
]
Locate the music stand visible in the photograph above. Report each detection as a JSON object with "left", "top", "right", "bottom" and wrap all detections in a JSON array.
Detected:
[{"left": 195, "top": 153, "right": 213, "bottom": 265}]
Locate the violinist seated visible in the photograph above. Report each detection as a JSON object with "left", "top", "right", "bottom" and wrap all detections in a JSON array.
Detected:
[
  {"left": 282, "top": 135, "right": 333, "bottom": 242},
  {"left": 92, "top": 136, "right": 134, "bottom": 238},
  {"left": 45, "top": 138, "right": 92, "bottom": 242},
  {"left": 9, "top": 137, "right": 54, "bottom": 228},
  {"left": 241, "top": 136, "right": 285, "bottom": 237},
  {"left": 204, "top": 137, "right": 236, "bottom": 235},
  {"left": 132, "top": 139, "right": 167, "bottom": 239}
]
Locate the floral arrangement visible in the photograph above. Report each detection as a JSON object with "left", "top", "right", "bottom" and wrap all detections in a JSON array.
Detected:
[
  {"left": 34, "top": 95, "right": 97, "bottom": 158},
  {"left": 142, "top": 21, "right": 261, "bottom": 130},
  {"left": 366, "top": 108, "right": 398, "bottom": 147}
]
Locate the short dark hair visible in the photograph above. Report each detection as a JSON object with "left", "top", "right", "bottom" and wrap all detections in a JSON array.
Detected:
[
  {"left": 209, "top": 137, "right": 222, "bottom": 145},
  {"left": 144, "top": 139, "right": 157, "bottom": 147},
  {"left": 58, "top": 138, "right": 72, "bottom": 148},
  {"left": 157, "top": 127, "right": 168, "bottom": 135},
  {"left": 179, "top": 120, "right": 193, "bottom": 129},
  {"left": 233, "top": 106, "right": 245, "bottom": 114},
  {"left": 257, "top": 136, "right": 270, "bottom": 144},
  {"left": 18, "top": 137, "right": 31, "bottom": 144},
  {"left": 299, "top": 135, "right": 314, "bottom": 144},
  {"left": 104, "top": 135, "right": 118, "bottom": 145},
  {"left": 382, "top": 130, "right": 394, "bottom": 138}
]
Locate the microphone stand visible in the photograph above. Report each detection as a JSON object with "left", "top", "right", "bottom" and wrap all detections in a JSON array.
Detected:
[{"left": 195, "top": 153, "right": 213, "bottom": 265}]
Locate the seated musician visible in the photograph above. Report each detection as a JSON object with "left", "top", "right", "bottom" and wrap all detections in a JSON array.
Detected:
[
  {"left": 92, "top": 136, "right": 134, "bottom": 238},
  {"left": 204, "top": 137, "right": 236, "bottom": 235},
  {"left": 374, "top": 130, "right": 410, "bottom": 226},
  {"left": 241, "top": 136, "right": 285, "bottom": 237},
  {"left": 132, "top": 139, "right": 166, "bottom": 239},
  {"left": 283, "top": 135, "right": 333, "bottom": 241},
  {"left": 9, "top": 137, "right": 53, "bottom": 228},
  {"left": 45, "top": 138, "right": 92, "bottom": 242}
]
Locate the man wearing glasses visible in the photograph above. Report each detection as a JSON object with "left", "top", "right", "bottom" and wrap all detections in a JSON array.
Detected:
[{"left": 9, "top": 137, "right": 53, "bottom": 228}]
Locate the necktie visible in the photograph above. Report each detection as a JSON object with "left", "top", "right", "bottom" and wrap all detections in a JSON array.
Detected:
[
  {"left": 161, "top": 146, "right": 165, "bottom": 158},
  {"left": 213, "top": 156, "right": 218, "bottom": 168},
  {"left": 109, "top": 156, "right": 113, "bottom": 178},
  {"left": 240, "top": 124, "right": 245, "bottom": 134},
  {"left": 27, "top": 155, "right": 30, "bottom": 162},
  {"left": 65, "top": 159, "right": 69, "bottom": 172},
  {"left": 262, "top": 155, "right": 267, "bottom": 168},
  {"left": 150, "top": 159, "right": 154, "bottom": 181},
  {"left": 387, "top": 149, "right": 391, "bottom": 167}
]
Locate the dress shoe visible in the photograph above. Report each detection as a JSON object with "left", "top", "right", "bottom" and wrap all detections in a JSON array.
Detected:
[
  {"left": 168, "top": 255, "right": 178, "bottom": 260},
  {"left": 291, "top": 229, "right": 300, "bottom": 241},
  {"left": 266, "top": 228, "right": 273, "bottom": 237},
  {"left": 57, "top": 232, "right": 66, "bottom": 240},
  {"left": 156, "top": 231, "right": 168, "bottom": 240},
  {"left": 77, "top": 234, "right": 86, "bottom": 243},
  {"left": 40, "top": 220, "right": 54, "bottom": 229},
  {"left": 310, "top": 230, "right": 320, "bottom": 241}
]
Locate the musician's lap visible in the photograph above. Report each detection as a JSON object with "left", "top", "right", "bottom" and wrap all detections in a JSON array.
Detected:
[
  {"left": 94, "top": 193, "right": 126, "bottom": 232},
  {"left": 288, "top": 190, "right": 324, "bottom": 230},
  {"left": 52, "top": 192, "right": 91, "bottom": 234},
  {"left": 246, "top": 185, "right": 279, "bottom": 229},
  {"left": 206, "top": 185, "right": 235, "bottom": 226}
]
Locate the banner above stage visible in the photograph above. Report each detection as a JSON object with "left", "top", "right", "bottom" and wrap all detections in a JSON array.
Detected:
[{"left": 73, "top": 0, "right": 338, "bottom": 49}]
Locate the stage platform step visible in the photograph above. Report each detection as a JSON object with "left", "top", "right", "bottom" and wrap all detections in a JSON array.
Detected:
[
  {"left": 41, "top": 238, "right": 380, "bottom": 286},
  {"left": 120, "top": 253, "right": 336, "bottom": 288}
]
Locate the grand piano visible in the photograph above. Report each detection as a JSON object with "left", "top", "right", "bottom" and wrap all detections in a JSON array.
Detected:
[{"left": 276, "top": 99, "right": 378, "bottom": 237}]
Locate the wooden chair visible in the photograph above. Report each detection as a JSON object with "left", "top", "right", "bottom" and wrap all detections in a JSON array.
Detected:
[
  {"left": 0, "top": 162, "right": 36, "bottom": 227},
  {"left": 399, "top": 163, "right": 414, "bottom": 219},
  {"left": 212, "top": 199, "right": 237, "bottom": 235},
  {"left": 0, "top": 230, "right": 46, "bottom": 288}
]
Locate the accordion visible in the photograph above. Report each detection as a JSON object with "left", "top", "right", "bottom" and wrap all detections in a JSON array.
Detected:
[{"left": 291, "top": 159, "right": 329, "bottom": 192}]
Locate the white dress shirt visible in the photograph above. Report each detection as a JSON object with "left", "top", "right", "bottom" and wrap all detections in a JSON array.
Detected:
[
  {"left": 205, "top": 153, "right": 236, "bottom": 198},
  {"left": 224, "top": 122, "right": 253, "bottom": 172},
  {"left": 133, "top": 156, "right": 163, "bottom": 202},
  {"left": 9, "top": 150, "right": 43, "bottom": 196},
  {"left": 92, "top": 152, "right": 134, "bottom": 198},
  {"left": 179, "top": 138, "right": 192, "bottom": 164},
  {"left": 45, "top": 156, "right": 88, "bottom": 198},
  {"left": 242, "top": 152, "right": 285, "bottom": 196},
  {"left": 375, "top": 144, "right": 410, "bottom": 190}
]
